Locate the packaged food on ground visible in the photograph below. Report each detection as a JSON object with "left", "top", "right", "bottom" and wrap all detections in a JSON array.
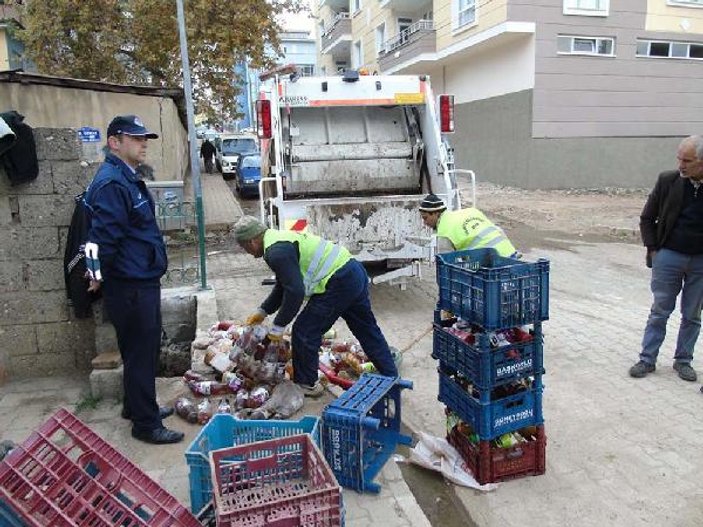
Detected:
[
  {"left": 223, "top": 371, "right": 245, "bottom": 393},
  {"left": 225, "top": 324, "right": 242, "bottom": 340},
  {"left": 216, "top": 320, "right": 235, "bottom": 331},
  {"left": 192, "top": 336, "right": 214, "bottom": 350},
  {"left": 331, "top": 341, "right": 352, "bottom": 354},
  {"left": 247, "top": 385, "right": 270, "bottom": 408},
  {"left": 235, "top": 389, "right": 250, "bottom": 409},
  {"left": 183, "top": 370, "right": 208, "bottom": 383},
  {"left": 174, "top": 397, "right": 198, "bottom": 424},
  {"left": 216, "top": 398, "right": 232, "bottom": 414},
  {"left": 323, "top": 328, "right": 337, "bottom": 340},
  {"left": 196, "top": 398, "right": 213, "bottom": 424},
  {"left": 204, "top": 349, "right": 234, "bottom": 373},
  {"left": 187, "top": 380, "right": 230, "bottom": 396}
]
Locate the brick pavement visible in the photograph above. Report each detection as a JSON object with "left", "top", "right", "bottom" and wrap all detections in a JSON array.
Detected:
[{"left": 4, "top": 174, "right": 703, "bottom": 526}]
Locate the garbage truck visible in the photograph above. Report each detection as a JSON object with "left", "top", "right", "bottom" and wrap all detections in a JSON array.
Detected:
[{"left": 255, "top": 66, "right": 470, "bottom": 287}]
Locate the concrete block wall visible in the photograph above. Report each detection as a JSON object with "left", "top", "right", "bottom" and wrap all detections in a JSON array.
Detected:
[{"left": 0, "top": 128, "right": 97, "bottom": 383}]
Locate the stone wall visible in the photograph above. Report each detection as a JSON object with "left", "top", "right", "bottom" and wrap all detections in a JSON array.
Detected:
[{"left": 0, "top": 128, "right": 96, "bottom": 383}]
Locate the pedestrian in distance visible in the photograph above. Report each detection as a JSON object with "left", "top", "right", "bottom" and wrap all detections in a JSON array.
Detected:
[
  {"left": 630, "top": 135, "right": 703, "bottom": 384},
  {"left": 83, "top": 115, "right": 183, "bottom": 445},
  {"left": 233, "top": 216, "right": 398, "bottom": 397},
  {"left": 418, "top": 193, "right": 519, "bottom": 257},
  {"left": 200, "top": 139, "right": 216, "bottom": 174}
]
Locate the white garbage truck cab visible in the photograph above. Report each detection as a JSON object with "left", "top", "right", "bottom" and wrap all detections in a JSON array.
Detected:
[{"left": 255, "top": 67, "right": 466, "bottom": 287}]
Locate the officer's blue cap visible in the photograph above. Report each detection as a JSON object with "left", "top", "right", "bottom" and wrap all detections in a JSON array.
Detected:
[{"left": 107, "top": 115, "right": 159, "bottom": 139}]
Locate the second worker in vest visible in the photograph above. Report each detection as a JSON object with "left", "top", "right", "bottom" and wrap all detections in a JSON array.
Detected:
[
  {"left": 233, "top": 216, "right": 398, "bottom": 397},
  {"left": 418, "top": 193, "right": 518, "bottom": 257}
]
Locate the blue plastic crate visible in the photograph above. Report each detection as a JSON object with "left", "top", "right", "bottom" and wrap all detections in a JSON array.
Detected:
[
  {"left": 438, "top": 370, "right": 543, "bottom": 440},
  {"left": 0, "top": 499, "right": 24, "bottom": 527},
  {"left": 432, "top": 323, "right": 544, "bottom": 389},
  {"left": 436, "top": 249, "right": 549, "bottom": 331},
  {"left": 321, "top": 374, "right": 413, "bottom": 493},
  {"left": 185, "top": 414, "right": 320, "bottom": 513}
]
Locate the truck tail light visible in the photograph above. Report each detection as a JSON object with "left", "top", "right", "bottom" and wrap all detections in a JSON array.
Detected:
[
  {"left": 439, "top": 94, "right": 455, "bottom": 134},
  {"left": 256, "top": 100, "right": 272, "bottom": 139}
]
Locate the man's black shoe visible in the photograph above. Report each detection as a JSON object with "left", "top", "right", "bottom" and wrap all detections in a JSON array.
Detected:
[
  {"left": 121, "top": 406, "right": 174, "bottom": 420},
  {"left": 131, "top": 427, "right": 184, "bottom": 445}
]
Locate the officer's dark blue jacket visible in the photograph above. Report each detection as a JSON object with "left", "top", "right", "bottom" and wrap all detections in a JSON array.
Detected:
[{"left": 84, "top": 153, "right": 167, "bottom": 282}]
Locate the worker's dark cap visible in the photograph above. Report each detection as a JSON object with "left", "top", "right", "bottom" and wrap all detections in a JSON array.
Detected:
[
  {"left": 107, "top": 115, "right": 158, "bottom": 139},
  {"left": 419, "top": 193, "right": 446, "bottom": 213}
]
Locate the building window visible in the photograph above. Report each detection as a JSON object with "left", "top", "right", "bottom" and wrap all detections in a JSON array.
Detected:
[
  {"left": 298, "top": 64, "right": 315, "bottom": 76},
  {"left": 352, "top": 40, "right": 362, "bottom": 68},
  {"left": 456, "top": 0, "right": 476, "bottom": 28},
  {"left": 351, "top": 0, "right": 362, "bottom": 14},
  {"left": 557, "top": 35, "right": 615, "bottom": 56},
  {"left": 375, "top": 23, "right": 386, "bottom": 55},
  {"left": 637, "top": 39, "right": 703, "bottom": 60},
  {"left": 668, "top": 0, "right": 703, "bottom": 6},
  {"left": 563, "top": 0, "right": 609, "bottom": 16}
]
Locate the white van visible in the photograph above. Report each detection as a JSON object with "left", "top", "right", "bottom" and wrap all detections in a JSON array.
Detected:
[{"left": 216, "top": 133, "right": 259, "bottom": 179}]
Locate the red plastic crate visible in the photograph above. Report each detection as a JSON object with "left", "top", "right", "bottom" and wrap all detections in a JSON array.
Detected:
[
  {"left": 210, "top": 434, "right": 342, "bottom": 527},
  {"left": 447, "top": 424, "right": 546, "bottom": 485},
  {"left": 0, "top": 408, "right": 200, "bottom": 527}
]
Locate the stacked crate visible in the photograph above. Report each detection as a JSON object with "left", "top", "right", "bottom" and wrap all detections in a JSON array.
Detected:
[{"left": 433, "top": 248, "right": 549, "bottom": 485}]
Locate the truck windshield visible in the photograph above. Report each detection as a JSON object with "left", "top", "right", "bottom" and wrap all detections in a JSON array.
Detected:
[{"left": 221, "top": 138, "right": 257, "bottom": 155}]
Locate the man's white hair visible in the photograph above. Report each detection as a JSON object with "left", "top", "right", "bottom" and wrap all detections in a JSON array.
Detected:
[{"left": 682, "top": 135, "right": 703, "bottom": 160}]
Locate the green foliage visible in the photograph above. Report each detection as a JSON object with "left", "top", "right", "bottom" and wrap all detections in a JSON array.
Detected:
[
  {"left": 7, "top": 0, "right": 305, "bottom": 121},
  {"left": 74, "top": 393, "right": 103, "bottom": 413}
]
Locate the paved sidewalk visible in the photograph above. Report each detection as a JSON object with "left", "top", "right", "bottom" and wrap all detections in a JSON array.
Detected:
[{"left": 183, "top": 169, "right": 243, "bottom": 231}]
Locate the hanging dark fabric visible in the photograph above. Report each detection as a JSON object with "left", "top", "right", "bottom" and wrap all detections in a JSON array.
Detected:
[{"left": 0, "top": 111, "right": 39, "bottom": 186}]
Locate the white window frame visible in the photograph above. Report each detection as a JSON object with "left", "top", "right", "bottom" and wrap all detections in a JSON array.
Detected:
[
  {"left": 375, "top": 22, "right": 386, "bottom": 56},
  {"left": 667, "top": 0, "right": 703, "bottom": 7},
  {"left": 351, "top": 0, "right": 362, "bottom": 16},
  {"left": 563, "top": 0, "right": 609, "bottom": 17},
  {"left": 636, "top": 39, "right": 703, "bottom": 60},
  {"left": 352, "top": 40, "right": 363, "bottom": 68},
  {"left": 557, "top": 35, "right": 615, "bottom": 57},
  {"left": 452, "top": 0, "right": 476, "bottom": 32}
]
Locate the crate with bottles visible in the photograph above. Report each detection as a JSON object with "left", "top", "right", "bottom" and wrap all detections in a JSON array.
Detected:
[{"left": 446, "top": 409, "right": 546, "bottom": 485}]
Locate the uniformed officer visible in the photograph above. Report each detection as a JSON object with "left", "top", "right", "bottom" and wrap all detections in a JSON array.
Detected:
[{"left": 84, "top": 115, "right": 183, "bottom": 444}]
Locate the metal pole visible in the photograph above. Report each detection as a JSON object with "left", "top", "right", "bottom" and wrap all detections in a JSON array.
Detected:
[{"left": 176, "top": 0, "right": 208, "bottom": 290}]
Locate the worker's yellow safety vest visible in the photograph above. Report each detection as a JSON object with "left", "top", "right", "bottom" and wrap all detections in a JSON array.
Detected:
[
  {"left": 436, "top": 208, "right": 516, "bottom": 257},
  {"left": 263, "top": 230, "right": 352, "bottom": 296}
]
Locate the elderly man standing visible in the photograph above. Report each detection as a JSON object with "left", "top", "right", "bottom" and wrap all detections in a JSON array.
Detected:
[
  {"left": 418, "top": 193, "right": 518, "bottom": 257},
  {"left": 630, "top": 135, "right": 703, "bottom": 383},
  {"left": 233, "top": 216, "right": 398, "bottom": 396}
]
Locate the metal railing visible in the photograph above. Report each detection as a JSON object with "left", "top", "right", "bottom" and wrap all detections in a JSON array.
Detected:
[
  {"left": 380, "top": 20, "right": 434, "bottom": 55},
  {"left": 322, "top": 12, "right": 350, "bottom": 38}
]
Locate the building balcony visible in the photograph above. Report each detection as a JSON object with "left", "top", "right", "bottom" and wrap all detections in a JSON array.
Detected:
[
  {"left": 378, "top": 20, "right": 436, "bottom": 72},
  {"left": 379, "top": 0, "right": 430, "bottom": 10},
  {"left": 321, "top": 12, "right": 352, "bottom": 59},
  {"left": 318, "top": 0, "right": 349, "bottom": 12}
]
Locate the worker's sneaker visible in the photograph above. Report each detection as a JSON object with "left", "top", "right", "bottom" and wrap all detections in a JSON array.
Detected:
[
  {"left": 629, "top": 361, "right": 655, "bottom": 378},
  {"left": 297, "top": 381, "right": 325, "bottom": 398},
  {"left": 673, "top": 362, "right": 697, "bottom": 382}
]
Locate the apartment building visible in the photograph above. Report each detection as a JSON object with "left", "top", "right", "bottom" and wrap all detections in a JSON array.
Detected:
[
  {"left": 0, "top": 2, "right": 26, "bottom": 72},
  {"left": 315, "top": 0, "right": 703, "bottom": 188}
]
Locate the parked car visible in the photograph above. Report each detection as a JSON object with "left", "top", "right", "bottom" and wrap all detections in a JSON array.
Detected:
[
  {"left": 234, "top": 153, "right": 261, "bottom": 197},
  {"left": 216, "top": 133, "right": 258, "bottom": 178}
]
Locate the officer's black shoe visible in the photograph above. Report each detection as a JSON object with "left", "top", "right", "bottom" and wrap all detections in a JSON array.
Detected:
[
  {"left": 121, "top": 406, "right": 174, "bottom": 420},
  {"left": 131, "top": 427, "right": 184, "bottom": 445}
]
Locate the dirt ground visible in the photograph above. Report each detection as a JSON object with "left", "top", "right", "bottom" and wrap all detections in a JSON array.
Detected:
[{"left": 464, "top": 182, "right": 649, "bottom": 251}]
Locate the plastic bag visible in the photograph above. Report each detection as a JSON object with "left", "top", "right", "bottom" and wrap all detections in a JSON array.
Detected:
[
  {"left": 248, "top": 380, "right": 304, "bottom": 420},
  {"left": 395, "top": 431, "right": 498, "bottom": 491}
]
